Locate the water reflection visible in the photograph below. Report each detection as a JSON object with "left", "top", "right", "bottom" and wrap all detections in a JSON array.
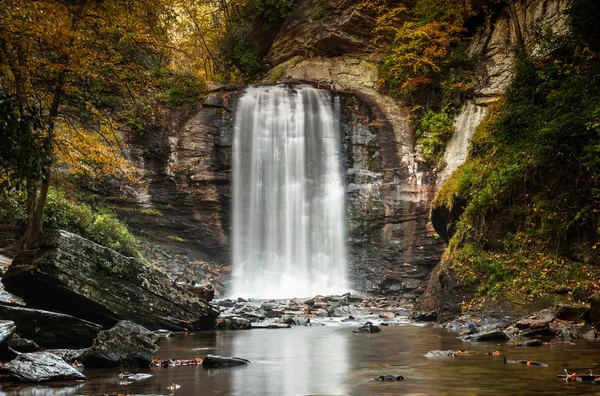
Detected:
[{"left": 229, "top": 327, "right": 348, "bottom": 395}]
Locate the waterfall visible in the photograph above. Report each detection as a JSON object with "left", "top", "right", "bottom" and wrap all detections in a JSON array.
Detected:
[{"left": 231, "top": 85, "right": 348, "bottom": 299}]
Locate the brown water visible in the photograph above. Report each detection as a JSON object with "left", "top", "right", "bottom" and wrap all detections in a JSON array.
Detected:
[{"left": 1, "top": 323, "right": 600, "bottom": 395}]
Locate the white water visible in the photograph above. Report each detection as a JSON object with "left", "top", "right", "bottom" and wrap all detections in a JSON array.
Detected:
[{"left": 231, "top": 85, "right": 348, "bottom": 299}]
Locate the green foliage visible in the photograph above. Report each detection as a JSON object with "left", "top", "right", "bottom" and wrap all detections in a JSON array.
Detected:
[
  {"left": 433, "top": 37, "right": 600, "bottom": 303},
  {"left": 369, "top": 0, "right": 475, "bottom": 105},
  {"left": 567, "top": 0, "right": 600, "bottom": 51},
  {"left": 220, "top": 0, "right": 298, "bottom": 81},
  {"left": 0, "top": 91, "right": 51, "bottom": 189},
  {"left": 416, "top": 109, "right": 455, "bottom": 163},
  {"left": 158, "top": 69, "right": 206, "bottom": 110},
  {"left": 0, "top": 187, "right": 143, "bottom": 259}
]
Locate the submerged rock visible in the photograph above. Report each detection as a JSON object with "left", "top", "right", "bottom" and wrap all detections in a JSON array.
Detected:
[
  {"left": 375, "top": 375, "right": 405, "bottom": 381},
  {"left": 0, "top": 303, "right": 101, "bottom": 348},
  {"left": 81, "top": 321, "right": 160, "bottom": 368},
  {"left": 2, "top": 230, "right": 219, "bottom": 331},
  {"left": 250, "top": 322, "right": 291, "bottom": 329},
  {"left": 461, "top": 330, "right": 509, "bottom": 342},
  {"left": 353, "top": 322, "right": 381, "bottom": 334},
  {"left": 516, "top": 339, "right": 543, "bottom": 347},
  {"left": 425, "top": 350, "right": 455, "bottom": 358},
  {"left": 0, "top": 352, "right": 86, "bottom": 382},
  {"left": 201, "top": 354, "right": 250, "bottom": 368}
]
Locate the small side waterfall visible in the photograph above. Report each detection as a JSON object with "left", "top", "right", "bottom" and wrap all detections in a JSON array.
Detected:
[{"left": 231, "top": 85, "right": 348, "bottom": 299}]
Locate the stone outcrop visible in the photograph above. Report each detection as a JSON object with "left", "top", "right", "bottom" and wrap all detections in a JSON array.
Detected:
[
  {"left": 421, "top": 0, "right": 568, "bottom": 318},
  {"left": 267, "top": 0, "right": 379, "bottom": 66},
  {"left": 2, "top": 230, "right": 219, "bottom": 331},
  {"left": 81, "top": 321, "right": 160, "bottom": 368},
  {"left": 0, "top": 352, "right": 86, "bottom": 382},
  {"left": 0, "top": 304, "right": 102, "bottom": 348}
]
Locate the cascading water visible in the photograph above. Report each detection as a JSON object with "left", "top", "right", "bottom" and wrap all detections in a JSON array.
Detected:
[{"left": 231, "top": 85, "right": 348, "bottom": 299}]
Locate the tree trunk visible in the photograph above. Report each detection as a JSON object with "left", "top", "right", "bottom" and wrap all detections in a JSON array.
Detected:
[
  {"left": 20, "top": 72, "right": 65, "bottom": 250},
  {"left": 508, "top": 0, "right": 526, "bottom": 55}
]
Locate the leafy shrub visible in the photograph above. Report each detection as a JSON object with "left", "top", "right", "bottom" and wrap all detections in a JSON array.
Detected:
[{"left": 0, "top": 187, "right": 142, "bottom": 259}]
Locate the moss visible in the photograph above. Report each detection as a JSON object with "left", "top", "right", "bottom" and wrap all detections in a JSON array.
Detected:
[
  {"left": 366, "top": 140, "right": 379, "bottom": 172},
  {"left": 433, "top": 41, "right": 600, "bottom": 305},
  {"left": 0, "top": 187, "right": 145, "bottom": 260}
]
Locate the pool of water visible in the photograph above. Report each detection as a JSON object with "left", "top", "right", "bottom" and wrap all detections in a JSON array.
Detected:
[{"left": 1, "top": 322, "right": 600, "bottom": 395}]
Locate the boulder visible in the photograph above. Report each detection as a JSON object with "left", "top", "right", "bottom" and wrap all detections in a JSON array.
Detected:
[
  {"left": 45, "top": 349, "right": 83, "bottom": 364},
  {"left": 589, "top": 292, "right": 600, "bottom": 327},
  {"left": 2, "top": 230, "right": 219, "bottom": 331},
  {"left": 461, "top": 330, "right": 509, "bottom": 342},
  {"left": 183, "top": 284, "right": 215, "bottom": 302},
  {"left": 7, "top": 338, "right": 40, "bottom": 353},
  {"left": 353, "top": 322, "right": 381, "bottom": 334},
  {"left": 0, "top": 304, "right": 101, "bottom": 348},
  {"left": 201, "top": 354, "right": 250, "bottom": 368},
  {"left": 0, "top": 352, "right": 86, "bottom": 382},
  {"left": 81, "top": 321, "right": 160, "bottom": 368},
  {"left": 0, "top": 320, "right": 16, "bottom": 344},
  {"left": 554, "top": 304, "right": 589, "bottom": 322},
  {"left": 516, "top": 309, "right": 555, "bottom": 330},
  {"left": 216, "top": 317, "right": 251, "bottom": 330}
]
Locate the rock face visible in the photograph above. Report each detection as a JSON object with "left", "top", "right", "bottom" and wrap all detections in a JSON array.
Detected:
[
  {"left": 0, "top": 304, "right": 102, "bottom": 348},
  {"left": 2, "top": 230, "right": 219, "bottom": 331},
  {"left": 420, "top": 0, "right": 568, "bottom": 318},
  {"left": 0, "top": 352, "right": 86, "bottom": 382},
  {"left": 267, "top": 0, "right": 378, "bottom": 66},
  {"left": 81, "top": 321, "right": 160, "bottom": 368}
]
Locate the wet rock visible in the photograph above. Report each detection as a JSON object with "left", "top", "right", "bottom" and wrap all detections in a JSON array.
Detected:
[
  {"left": 554, "top": 304, "right": 589, "bottom": 322},
  {"left": 0, "top": 320, "right": 16, "bottom": 344},
  {"left": 461, "top": 330, "right": 509, "bottom": 342},
  {"left": 237, "top": 297, "right": 248, "bottom": 303},
  {"left": 589, "top": 292, "right": 600, "bottom": 327},
  {"left": 582, "top": 329, "right": 597, "bottom": 340},
  {"left": 216, "top": 299, "right": 236, "bottom": 308},
  {"left": 183, "top": 284, "right": 214, "bottom": 302},
  {"left": 216, "top": 317, "right": 251, "bottom": 330},
  {"left": 2, "top": 230, "right": 219, "bottom": 331},
  {"left": 0, "top": 304, "right": 101, "bottom": 348},
  {"left": 201, "top": 354, "right": 250, "bottom": 368},
  {"left": 425, "top": 350, "right": 455, "bottom": 358},
  {"left": 503, "top": 357, "right": 548, "bottom": 367},
  {"left": 81, "top": 321, "right": 160, "bottom": 368},
  {"left": 516, "top": 339, "right": 543, "bottom": 347},
  {"left": 379, "top": 312, "right": 395, "bottom": 319},
  {"left": 410, "top": 311, "right": 437, "bottom": 322},
  {"left": 353, "top": 322, "right": 381, "bottom": 334},
  {"left": 7, "top": 338, "right": 40, "bottom": 353},
  {"left": 119, "top": 372, "right": 153, "bottom": 381},
  {"left": 45, "top": 349, "right": 83, "bottom": 364},
  {"left": 250, "top": 322, "right": 291, "bottom": 329},
  {"left": 520, "top": 326, "right": 555, "bottom": 338},
  {"left": 516, "top": 309, "right": 555, "bottom": 330},
  {"left": 0, "top": 352, "right": 86, "bottom": 382},
  {"left": 375, "top": 375, "right": 404, "bottom": 381}
]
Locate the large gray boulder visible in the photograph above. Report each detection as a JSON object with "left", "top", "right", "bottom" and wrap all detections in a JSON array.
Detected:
[
  {"left": 0, "top": 304, "right": 101, "bottom": 348},
  {"left": 81, "top": 321, "right": 160, "bottom": 368},
  {"left": 2, "top": 230, "right": 219, "bottom": 331},
  {"left": 0, "top": 352, "right": 86, "bottom": 382}
]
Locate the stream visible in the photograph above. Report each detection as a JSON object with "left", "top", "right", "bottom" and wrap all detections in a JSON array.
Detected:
[{"left": 1, "top": 321, "right": 599, "bottom": 395}]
